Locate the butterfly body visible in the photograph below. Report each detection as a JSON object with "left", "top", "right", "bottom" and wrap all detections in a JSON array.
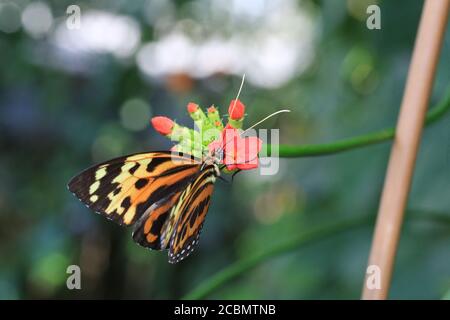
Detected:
[{"left": 68, "top": 151, "right": 221, "bottom": 263}]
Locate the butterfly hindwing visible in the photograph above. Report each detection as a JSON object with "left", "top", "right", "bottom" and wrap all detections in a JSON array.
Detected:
[
  {"left": 131, "top": 189, "right": 183, "bottom": 250},
  {"left": 68, "top": 151, "right": 201, "bottom": 226},
  {"left": 167, "top": 165, "right": 217, "bottom": 263}
]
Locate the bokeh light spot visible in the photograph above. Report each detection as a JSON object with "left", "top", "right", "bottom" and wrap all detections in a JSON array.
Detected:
[
  {"left": 21, "top": 1, "right": 53, "bottom": 39},
  {"left": 29, "top": 252, "right": 69, "bottom": 291},
  {"left": 120, "top": 98, "right": 152, "bottom": 131},
  {"left": 91, "top": 124, "right": 131, "bottom": 163},
  {"left": 0, "top": 2, "right": 21, "bottom": 34},
  {"left": 53, "top": 11, "right": 141, "bottom": 59},
  {"left": 347, "top": 0, "right": 378, "bottom": 21}
]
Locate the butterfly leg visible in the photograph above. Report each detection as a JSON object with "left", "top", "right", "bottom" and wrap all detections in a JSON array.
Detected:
[
  {"left": 231, "top": 169, "right": 242, "bottom": 183},
  {"left": 217, "top": 175, "right": 230, "bottom": 184}
]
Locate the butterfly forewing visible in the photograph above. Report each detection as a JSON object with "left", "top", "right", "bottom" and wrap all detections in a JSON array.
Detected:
[{"left": 68, "top": 151, "right": 201, "bottom": 226}]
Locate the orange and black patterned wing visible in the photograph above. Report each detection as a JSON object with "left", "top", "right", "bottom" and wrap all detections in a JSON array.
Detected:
[
  {"left": 131, "top": 189, "right": 183, "bottom": 250},
  {"left": 67, "top": 151, "right": 201, "bottom": 226},
  {"left": 167, "top": 165, "right": 217, "bottom": 263}
]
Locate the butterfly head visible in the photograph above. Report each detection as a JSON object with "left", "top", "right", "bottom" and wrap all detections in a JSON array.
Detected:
[{"left": 201, "top": 147, "right": 221, "bottom": 176}]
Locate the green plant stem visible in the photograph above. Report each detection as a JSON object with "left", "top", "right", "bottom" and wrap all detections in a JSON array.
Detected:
[
  {"left": 182, "top": 211, "right": 450, "bottom": 300},
  {"left": 263, "top": 88, "right": 450, "bottom": 157}
]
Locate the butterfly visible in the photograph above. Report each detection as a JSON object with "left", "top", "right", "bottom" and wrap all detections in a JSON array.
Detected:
[
  {"left": 68, "top": 150, "right": 222, "bottom": 263},
  {"left": 67, "top": 96, "right": 280, "bottom": 263}
]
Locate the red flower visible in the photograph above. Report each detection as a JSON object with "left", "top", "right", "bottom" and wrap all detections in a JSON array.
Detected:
[
  {"left": 207, "top": 106, "right": 217, "bottom": 113},
  {"left": 187, "top": 102, "right": 199, "bottom": 113},
  {"left": 228, "top": 99, "right": 245, "bottom": 120},
  {"left": 208, "top": 128, "right": 262, "bottom": 171},
  {"left": 151, "top": 116, "right": 174, "bottom": 136}
]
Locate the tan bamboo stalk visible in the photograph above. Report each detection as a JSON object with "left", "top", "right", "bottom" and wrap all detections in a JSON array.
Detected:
[{"left": 362, "top": 0, "right": 450, "bottom": 300}]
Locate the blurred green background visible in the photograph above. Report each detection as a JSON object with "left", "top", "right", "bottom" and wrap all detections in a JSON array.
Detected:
[{"left": 0, "top": 0, "right": 449, "bottom": 299}]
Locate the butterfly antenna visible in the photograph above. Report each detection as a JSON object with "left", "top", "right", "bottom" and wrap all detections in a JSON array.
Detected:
[
  {"left": 229, "top": 74, "right": 246, "bottom": 119},
  {"left": 218, "top": 109, "right": 291, "bottom": 154},
  {"left": 240, "top": 109, "right": 291, "bottom": 136}
]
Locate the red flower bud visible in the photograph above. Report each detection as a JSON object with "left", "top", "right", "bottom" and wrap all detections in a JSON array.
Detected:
[
  {"left": 151, "top": 116, "right": 174, "bottom": 136},
  {"left": 187, "top": 102, "right": 199, "bottom": 113},
  {"left": 228, "top": 99, "right": 245, "bottom": 120},
  {"left": 207, "top": 106, "right": 217, "bottom": 113}
]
